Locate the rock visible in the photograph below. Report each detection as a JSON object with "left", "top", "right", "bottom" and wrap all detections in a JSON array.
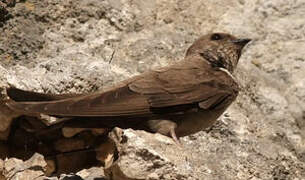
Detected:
[
  {"left": 3, "top": 153, "right": 47, "bottom": 180},
  {"left": 76, "top": 167, "right": 107, "bottom": 180},
  {"left": 105, "top": 128, "right": 195, "bottom": 180},
  {"left": 62, "top": 128, "right": 88, "bottom": 138},
  {"left": 91, "top": 128, "right": 107, "bottom": 136},
  {"left": 0, "top": 159, "right": 5, "bottom": 180}
]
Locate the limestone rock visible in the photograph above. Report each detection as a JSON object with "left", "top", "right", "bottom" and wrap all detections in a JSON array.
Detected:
[
  {"left": 3, "top": 153, "right": 47, "bottom": 180},
  {"left": 0, "top": 159, "right": 5, "bottom": 180},
  {"left": 76, "top": 167, "right": 107, "bottom": 180},
  {"left": 62, "top": 128, "right": 88, "bottom": 138},
  {"left": 105, "top": 128, "right": 195, "bottom": 180}
]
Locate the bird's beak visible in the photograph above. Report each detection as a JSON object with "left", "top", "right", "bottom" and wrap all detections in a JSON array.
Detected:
[{"left": 232, "top": 38, "right": 251, "bottom": 47}]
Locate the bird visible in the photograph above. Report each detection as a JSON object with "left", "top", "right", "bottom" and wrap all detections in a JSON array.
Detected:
[{"left": 4, "top": 33, "right": 251, "bottom": 144}]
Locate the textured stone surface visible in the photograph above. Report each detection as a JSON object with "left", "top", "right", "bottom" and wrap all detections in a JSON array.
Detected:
[
  {"left": 0, "top": 0, "right": 304, "bottom": 179},
  {"left": 76, "top": 167, "right": 107, "bottom": 180},
  {"left": 106, "top": 128, "right": 194, "bottom": 180},
  {"left": 3, "top": 153, "right": 47, "bottom": 180}
]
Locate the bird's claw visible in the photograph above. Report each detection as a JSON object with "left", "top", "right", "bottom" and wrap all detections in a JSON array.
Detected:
[{"left": 170, "top": 128, "right": 182, "bottom": 146}]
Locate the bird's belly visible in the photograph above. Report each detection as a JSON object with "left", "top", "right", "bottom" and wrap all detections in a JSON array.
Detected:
[{"left": 175, "top": 108, "right": 225, "bottom": 137}]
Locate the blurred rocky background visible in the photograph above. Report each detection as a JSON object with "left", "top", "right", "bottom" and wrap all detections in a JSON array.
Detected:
[{"left": 0, "top": 0, "right": 304, "bottom": 179}]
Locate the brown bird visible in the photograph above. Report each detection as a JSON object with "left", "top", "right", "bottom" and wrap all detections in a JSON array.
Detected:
[{"left": 5, "top": 33, "right": 251, "bottom": 144}]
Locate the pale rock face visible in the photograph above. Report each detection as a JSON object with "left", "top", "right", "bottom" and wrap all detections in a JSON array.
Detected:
[
  {"left": 0, "top": 0, "right": 304, "bottom": 179},
  {"left": 3, "top": 153, "right": 47, "bottom": 180},
  {"left": 105, "top": 128, "right": 194, "bottom": 180}
]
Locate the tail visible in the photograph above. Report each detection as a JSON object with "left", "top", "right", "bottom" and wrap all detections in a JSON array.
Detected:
[
  {"left": 3, "top": 87, "right": 84, "bottom": 127},
  {"left": 6, "top": 87, "right": 81, "bottom": 102},
  {"left": 5, "top": 87, "right": 83, "bottom": 116}
]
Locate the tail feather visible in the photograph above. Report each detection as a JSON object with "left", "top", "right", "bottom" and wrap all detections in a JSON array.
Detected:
[
  {"left": 6, "top": 87, "right": 81, "bottom": 102},
  {"left": 3, "top": 87, "right": 84, "bottom": 127}
]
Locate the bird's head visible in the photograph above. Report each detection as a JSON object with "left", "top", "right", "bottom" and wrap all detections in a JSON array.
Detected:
[{"left": 186, "top": 33, "right": 251, "bottom": 72}]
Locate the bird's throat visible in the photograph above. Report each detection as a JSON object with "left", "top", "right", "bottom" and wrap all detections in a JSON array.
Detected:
[{"left": 199, "top": 50, "right": 233, "bottom": 72}]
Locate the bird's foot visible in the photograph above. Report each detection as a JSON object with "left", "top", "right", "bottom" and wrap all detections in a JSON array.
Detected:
[{"left": 170, "top": 128, "right": 181, "bottom": 146}]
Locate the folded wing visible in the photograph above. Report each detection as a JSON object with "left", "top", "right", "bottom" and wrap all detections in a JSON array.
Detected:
[{"left": 6, "top": 59, "right": 239, "bottom": 117}]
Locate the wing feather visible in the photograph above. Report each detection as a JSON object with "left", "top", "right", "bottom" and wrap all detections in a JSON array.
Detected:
[
  {"left": 7, "top": 58, "right": 239, "bottom": 117},
  {"left": 8, "top": 86, "right": 151, "bottom": 116}
]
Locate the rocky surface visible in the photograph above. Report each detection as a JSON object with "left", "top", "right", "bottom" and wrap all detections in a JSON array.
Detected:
[
  {"left": 2, "top": 153, "right": 47, "bottom": 180},
  {"left": 106, "top": 128, "right": 193, "bottom": 180},
  {"left": 0, "top": 152, "right": 107, "bottom": 180},
  {"left": 0, "top": 0, "right": 304, "bottom": 179}
]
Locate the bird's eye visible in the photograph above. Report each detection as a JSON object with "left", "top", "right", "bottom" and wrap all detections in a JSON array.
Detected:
[{"left": 211, "top": 33, "right": 222, "bottom": 41}]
